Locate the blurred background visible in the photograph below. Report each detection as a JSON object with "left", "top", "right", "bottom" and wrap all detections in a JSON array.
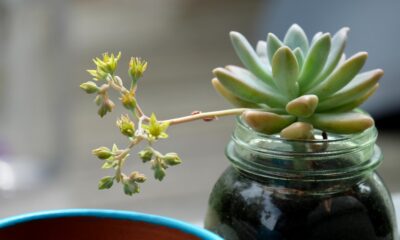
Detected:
[{"left": 0, "top": 0, "right": 399, "bottom": 224}]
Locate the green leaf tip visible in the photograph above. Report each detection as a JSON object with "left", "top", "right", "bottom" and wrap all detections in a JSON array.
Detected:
[
  {"left": 280, "top": 122, "right": 314, "bottom": 140},
  {"left": 272, "top": 46, "right": 300, "bottom": 98},
  {"left": 286, "top": 95, "right": 318, "bottom": 117},
  {"left": 242, "top": 110, "right": 296, "bottom": 134},
  {"left": 306, "top": 111, "right": 374, "bottom": 134}
]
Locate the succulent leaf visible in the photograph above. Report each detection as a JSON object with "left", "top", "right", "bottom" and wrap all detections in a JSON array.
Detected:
[
  {"left": 286, "top": 95, "right": 318, "bottom": 117},
  {"left": 317, "top": 69, "right": 383, "bottom": 111},
  {"left": 267, "top": 33, "right": 284, "bottom": 64},
  {"left": 314, "top": 27, "right": 349, "bottom": 84},
  {"left": 293, "top": 48, "right": 304, "bottom": 69},
  {"left": 230, "top": 31, "right": 274, "bottom": 86},
  {"left": 305, "top": 111, "right": 374, "bottom": 134},
  {"left": 272, "top": 47, "right": 300, "bottom": 98},
  {"left": 243, "top": 110, "right": 296, "bottom": 134},
  {"left": 256, "top": 41, "right": 269, "bottom": 66},
  {"left": 280, "top": 122, "right": 314, "bottom": 140},
  {"left": 211, "top": 78, "right": 260, "bottom": 108},
  {"left": 283, "top": 24, "right": 309, "bottom": 54},
  {"left": 298, "top": 33, "right": 331, "bottom": 90},
  {"left": 213, "top": 67, "right": 286, "bottom": 107},
  {"left": 311, "top": 32, "right": 323, "bottom": 44},
  {"left": 309, "top": 52, "right": 368, "bottom": 98},
  {"left": 328, "top": 84, "right": 379, "bottom": 112}
]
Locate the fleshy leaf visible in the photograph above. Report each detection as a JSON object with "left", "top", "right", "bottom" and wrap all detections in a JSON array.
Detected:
[
  {"left": 286, "top": 95, "right": 318, "bottom": 117},
  {"left": 308, "top": 52, "right": 368, "bottom": 98},
  {"left": 305, "top": 111, "right": 374, "bottom": 134},
  {"left": 267, "top": 33, "right": 284, "bottom": 65},
  {"left": 256, "top": 40, "right": 269, "bottom": 66},
  {"left": 272, "top": 47, "right": 300, "bottom": 98},
  {"left": 298, "top": 33, "right": 331, "bottom": 90},
  {"left": 211, "top": 78, "right": 260, "bottom": 108},
  {"left": 243, "top": 110, "right": 296, "bottom": 134},
  {"left": 328, "top": 84, "right": 379, "bottom": 112},
  {"left": 213, "top": 67, "right": 287, "bottom": 107},
  {"left": 311, "top": 32, "right": 323, "bottom": 44},
  {"left": 284, "top": 24, "right": 309, "bottom": 54},
  {"left": 314, "top": 27, "right": 349, "bottom": 85},
  {"left": 293, "top": 48, "right": 304, "bottom": 69},
  {"left": 317, "top": 69, "right": 383, "bottom": 111},
  {"left": 230, "top": 31, "right": 274, "bottom": 86},
  {"left": 280, "top": 122, "right": 314, "bottom": 140}
]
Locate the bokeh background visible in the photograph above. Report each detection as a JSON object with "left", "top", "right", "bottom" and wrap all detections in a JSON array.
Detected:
[{"left": 0, "top": 0, "right": 399, "bottom": 224}]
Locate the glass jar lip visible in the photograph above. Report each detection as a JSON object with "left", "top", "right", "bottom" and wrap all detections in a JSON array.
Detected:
[
  {"left": 228, "top": 116, "right": 381, "bottom": 181},
  {"left": 236, "top": 115, "right": 377, "bottom": 145}
]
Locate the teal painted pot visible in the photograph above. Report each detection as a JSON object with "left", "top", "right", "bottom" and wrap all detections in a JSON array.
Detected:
[{"left": 0, "top": 209, "right": 222, "bottom": 240}]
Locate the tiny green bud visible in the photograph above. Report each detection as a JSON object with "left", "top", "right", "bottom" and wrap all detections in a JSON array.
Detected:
[
  {"left": 120, "top": 91, "right": 136, "bottom": 110},
  {"left": 123, "top": 181, "right": 139, "bottom": 196},
  {"left": 92, "top": 146, "right": 113, "bottom": 159},
  {"left": 129, "top": 57, "right": 148, "bottom": 85},
  {"left": 129, "top": 171, "right": 147, "bottom": 183},
  {"left": 138, "top": 148, "right": 153, "bottom": 162},
  {"left": 94, "top": 95, "right": 103, "bottom": 106},
  {"left": 80, "top": 81, "right": 99, "bottom": 94},
  {"left": 104, "top": 99, "right": 115, "bottom": 112},
  {"left": 98, "top": 104, "right": 108, "bottom": 118},
  {"left": 98, "top": 176, "right": 114, "bottom": 190},
  {"left": 163, "top": 153, "right": 182, "bottom": 166},
  {"left": 154, "top": 167, "right": 166, "bottom": 181},
  {"left": 116, "top": 114, "right": 135, "bottom": 137}
]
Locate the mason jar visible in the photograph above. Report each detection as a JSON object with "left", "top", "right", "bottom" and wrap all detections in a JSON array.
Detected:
[{"left": 205, "top": 117, "right": 398, "bottom": 240}]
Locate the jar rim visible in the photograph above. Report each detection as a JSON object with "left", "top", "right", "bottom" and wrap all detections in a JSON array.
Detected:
[
  {"left": 234, "top": 116, "right": 378, "bottom": 156},
  {"left": 226, "top": 116, "right": 381, "bottom": 181}
]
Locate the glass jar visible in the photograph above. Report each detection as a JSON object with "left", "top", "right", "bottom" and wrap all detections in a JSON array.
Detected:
[{"left": 205, "top": 117, "right": 398, "bottom": 240}]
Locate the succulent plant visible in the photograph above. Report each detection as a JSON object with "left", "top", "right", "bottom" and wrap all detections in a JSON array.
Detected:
[{"left": 213, "top": 24, "right": 383, "bottom": 139}]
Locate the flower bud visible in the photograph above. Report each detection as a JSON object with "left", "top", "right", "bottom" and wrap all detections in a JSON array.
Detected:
[
  {"left": 80, "top": 81, "right": 99, "bottom": 94},
  {"left": 129, "top": 171, "right": 147, "bottom": 183},
  {"left": 116, "top": 114, "right": 135, "bottom": 137},
  {"left": 94, "top": 95, "right": 102, "bottom": 106},
  {"left": 163, "top": 153, "right": 181, "bottom": 166},
  {"left": 138, "top": 148, "right": 153, "bottom": 162},
  {"left": 120, "top": 91, "right": 136, "bottom": 110},
  {"left": 98, "top": 104, "right": 108, "bottom": 118},
  {"left": 154, "top": 167, "right": 166, "bottom": 181},
  {"left": 92, "top": 146, "right": 113, "bottom": 160},
  {"left": 129, "top": 57, "right": 148, "bottom": 85},
  {"left": 104, "top": 99, "right": 115, "bottom": 112}
]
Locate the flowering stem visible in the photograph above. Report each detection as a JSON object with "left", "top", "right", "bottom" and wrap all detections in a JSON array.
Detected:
[{"left": 162, "top": 108, "right": 247, "bottom": 126}]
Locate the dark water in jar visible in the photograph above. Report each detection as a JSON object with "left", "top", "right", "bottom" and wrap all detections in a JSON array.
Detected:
[{"left": 205, "top": 167, "right": 396, "bottom": 240}]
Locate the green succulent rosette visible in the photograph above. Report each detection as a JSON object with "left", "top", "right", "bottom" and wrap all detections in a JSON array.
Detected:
[{"left": 213, "top": 24, "right": 382, "bottom": 139}]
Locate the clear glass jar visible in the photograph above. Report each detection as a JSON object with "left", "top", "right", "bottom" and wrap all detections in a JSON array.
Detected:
[{"left": 205, "top": 117, "right": 398, "bottom": 240}]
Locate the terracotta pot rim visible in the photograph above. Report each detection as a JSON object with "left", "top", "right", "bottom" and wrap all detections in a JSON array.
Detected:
[{"left": 0, "top": 208, "right": 222, "bottom": 240}]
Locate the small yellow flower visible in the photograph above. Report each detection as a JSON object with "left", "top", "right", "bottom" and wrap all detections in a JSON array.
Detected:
[
  {"left": 120, "top": 90, "right": 136, "bottom": 110},
  {"left": 129, "top": 57, "right": 148, "bottom": 84},
  {"left": 87, "top": 52, "right": 121, "bottom": 81},
  {"left": 143, "top": 113, "right": 169, "bottom": 140},
  {"left": 116, "top": 114, "right": 135, "bottom": 137}
]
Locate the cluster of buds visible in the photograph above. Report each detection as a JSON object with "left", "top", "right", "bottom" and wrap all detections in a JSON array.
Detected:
[
  {"left": 88, "top": 52, "right": 121, "bottom": 81},
  {"left": 138, "top": 148, "right": 182, "bottom": 181},
  {"left": 122, "top": 171, "right": 147, "bottom": 196},
  {"left": 82, "top": 52, "right": 183, "bottom": 196}
]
